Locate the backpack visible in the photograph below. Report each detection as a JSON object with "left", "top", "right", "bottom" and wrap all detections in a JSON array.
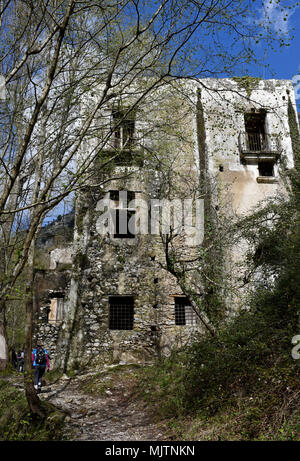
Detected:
[{"left": 35, "top": 347, "right": 47, "bottom": 366}]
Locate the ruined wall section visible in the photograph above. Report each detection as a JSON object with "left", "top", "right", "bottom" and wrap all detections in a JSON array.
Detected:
[
  {"left": 198, "top": 78, "right": 296, "bottom": 307},
  {"left": 199, "top": 78, "right": 295, "bottom": 215},
  {"left": 58, "top": 88, "right": 206, "bottom": 369},
  {"left": 36, "top": 79, "right": 297, "bottom": 368},
  {"left": 34, "top": 270, "right": 71, "bottom": 362}
]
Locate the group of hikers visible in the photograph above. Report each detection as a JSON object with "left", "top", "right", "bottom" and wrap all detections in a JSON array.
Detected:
[
  {"left": 11, "top": 349, "right": 24, "bottom": 372},
  {"left": 11, "top": 343, "right": 50, "bottom": 394}
]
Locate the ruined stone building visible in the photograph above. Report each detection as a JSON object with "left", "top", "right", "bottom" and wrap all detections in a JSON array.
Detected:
[{"left": 35, "top": 78, "right": 297, "bottom": 369}]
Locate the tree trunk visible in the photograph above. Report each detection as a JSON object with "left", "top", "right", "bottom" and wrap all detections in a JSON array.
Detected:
[
  {"left": 0, "top": 298, "right": 9, "bottom": 370},
  {"left": 0, "top": 321, "right": 8, "bottom": 371},
  {"left": 23, "top": 273, "right": 45, "bottom": 419}
]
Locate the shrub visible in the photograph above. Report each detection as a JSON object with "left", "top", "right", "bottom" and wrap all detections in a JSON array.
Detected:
[{"left": 0, "top": 377, "right": 66, "bottom": 441}]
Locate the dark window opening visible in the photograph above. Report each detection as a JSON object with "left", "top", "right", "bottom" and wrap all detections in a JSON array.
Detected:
[
  {"left": 174, "top": 297, "right": 198, "bottom": 326},
  {"left": 244, "top": 112, "right": 266, "bottom": 151},
  {"left": 109, "top": 296, "right": 134, "bottom": 330},
  {"left": 109, "top": 190, "right": 119, "bottom": 201},
  {"left": 109, "top": 191, "right": 136, "bottom": 239},
  {"left": 113, "top": 209, "right": 135, "bottom": 238},
  {"left": 109, "top": 190, "right": 135, "bottom": 204},
  {"left": 49, "top": 291, "right": 64, "bottom": 299},
  {"left": 112, "top": 108, "right": 135, "bottom": 150},
  {"left": 258, "top": 162, "right": 274, "bottom": 177}
]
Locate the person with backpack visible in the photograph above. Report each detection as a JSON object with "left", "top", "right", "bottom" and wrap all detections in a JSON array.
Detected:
[
  {"left": 11, "top": 349, "right": 18, "bottom": 370},
  {"left": 17, "top": 350, "right": 24, "bottom": 372},
  {"left": 32, "top": 343, "right": 50, "bottom": 393}
]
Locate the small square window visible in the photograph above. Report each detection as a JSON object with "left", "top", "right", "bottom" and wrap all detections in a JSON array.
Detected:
[
  {"left": 109, "top": 296, "right": 134, "bottom": 330},
  {"left": 258, "top": 162, "right": 274, "bottom": 177},
  {"left": 174, "top": 297, "right": 198, "bottom": 326},
  {"left": 109, "top": 190, "right": 119, "bottom": 201}
]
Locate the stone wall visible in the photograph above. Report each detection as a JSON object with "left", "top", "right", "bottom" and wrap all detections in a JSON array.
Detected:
[
  {"left": 49, "top": 246, "right": 73, "bottom": 270},
  {"left": 36, "top": 78, "right": 297, "bottom": 369},
  {"left": 34, "top": 270, "right": 71, "bottom": 364}
]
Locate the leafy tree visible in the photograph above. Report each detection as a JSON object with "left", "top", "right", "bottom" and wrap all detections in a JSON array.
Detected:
[{"left": 0, "top": 0, "right": 296, "bottom": 417}]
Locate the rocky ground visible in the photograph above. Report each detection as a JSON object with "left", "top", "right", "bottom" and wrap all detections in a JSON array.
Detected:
[{"left": 38, "top": 365, "right": 170, "bottom": 441}]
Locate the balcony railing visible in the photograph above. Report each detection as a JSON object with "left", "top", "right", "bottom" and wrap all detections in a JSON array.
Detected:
[{"left": 238, "top": 132, "right": 281, "bottom": 164}]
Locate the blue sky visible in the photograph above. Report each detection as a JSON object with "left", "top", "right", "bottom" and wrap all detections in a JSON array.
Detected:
[
  {"left": 265, "top": 11, "right": 300, "bottom": 77},
  {"left": 43, "top": 1, "right": 300, "bottom": 225},
  {"left": 252, "top": 1, "right": 300, "bottom": 109}
]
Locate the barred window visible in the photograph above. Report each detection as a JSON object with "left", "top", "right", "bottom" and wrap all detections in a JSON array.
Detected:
[
  {"left": 174, "top": 297, "right": 198, "bottom": 326},
  {"left": 244, "top": 112, "right": 266, "bottom": 151},
  {"left": 109, "top": 296, "right": 134, "bottom": 330}
]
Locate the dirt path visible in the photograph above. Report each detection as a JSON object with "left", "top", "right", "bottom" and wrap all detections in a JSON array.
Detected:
[{"left": 40, "top": 367, "right": 169, "bottom": 441}]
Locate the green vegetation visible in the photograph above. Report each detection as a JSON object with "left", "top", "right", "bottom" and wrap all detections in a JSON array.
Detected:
[
  {"left": 80, "top": 373, "right": 115, "bottom": 396},
  {"left": 134, "top": 135, "right": 300, "bottom": 440},
  {"left": 0, "top": 372, "right": 67, "bottom": 441},
  {"left": 78, "top": 364, "right": 142, "bottom": 397},
  {"left": 137, "top": 302, "right": 299, "bottom": 440},
  {"left": 233, "top": 76, "right": 261, "bottom": 98}
]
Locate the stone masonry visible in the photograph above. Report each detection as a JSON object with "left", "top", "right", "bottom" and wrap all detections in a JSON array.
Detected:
[{"left": 36, "top": 78, "right": 297, "bottom": 369}]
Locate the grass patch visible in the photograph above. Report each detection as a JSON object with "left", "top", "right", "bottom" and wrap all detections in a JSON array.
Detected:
[
  {"left": 80, "top": 373, "right": 115, "bottom": 396},
  {"left": 0, "top": 374, "right": 67, "bottom": 441},
  {"left": 135, "top": 308, "right": 300, "bottom": 441},
  {"left": 78, "top": 364, "right": 143, "bottom": 397}
]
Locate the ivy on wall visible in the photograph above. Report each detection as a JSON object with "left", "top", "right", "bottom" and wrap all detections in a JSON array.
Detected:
[{"left": 233, "top": 76, "right": 261, "bottom": 99}]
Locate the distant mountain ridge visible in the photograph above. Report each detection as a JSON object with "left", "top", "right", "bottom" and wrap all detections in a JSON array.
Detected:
[{"left": 36, "top": 211, "right": 75, "bottom": 249}]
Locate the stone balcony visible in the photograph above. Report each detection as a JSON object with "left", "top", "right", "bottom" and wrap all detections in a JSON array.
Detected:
[{"left": 238, "top": 132, "right": 281, "bottom": 164}]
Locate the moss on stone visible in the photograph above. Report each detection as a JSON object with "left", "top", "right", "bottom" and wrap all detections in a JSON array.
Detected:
[{"left": 233, "top": 76, "right": 261, "bottom": 98}]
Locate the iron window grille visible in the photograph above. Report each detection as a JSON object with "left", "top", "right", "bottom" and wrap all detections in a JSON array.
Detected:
[
  {"left": 174, "top": 297, "right": 198, "bottom": 326},
  {"left": 109, "top": 296, "right": 134, "bottom": 330},
  {"left": 238, "top": 111, "right": 281, "bottom": 167}
]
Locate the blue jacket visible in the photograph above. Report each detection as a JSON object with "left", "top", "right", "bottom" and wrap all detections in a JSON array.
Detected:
[{"left": 32, "top": 348, "right": 49, "bottom": 368}]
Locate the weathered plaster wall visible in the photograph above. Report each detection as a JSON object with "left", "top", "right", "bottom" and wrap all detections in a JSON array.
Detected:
[
  {"left": 49, "top": 246, "right": 73, "bottom": 270},
  {"left": 199, "top": 78, "right": 295, "bottom": 215},
  {"left": 198, "top": 78, "right": 296, "bottom": 279}
]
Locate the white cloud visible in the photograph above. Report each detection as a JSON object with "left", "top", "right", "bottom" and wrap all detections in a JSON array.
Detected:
[
  {"left": 260, "top": 0, "right": 298, "bottom": 35},
  {"left": 292, "top": 74, "right": 300, "bottom": 99}
]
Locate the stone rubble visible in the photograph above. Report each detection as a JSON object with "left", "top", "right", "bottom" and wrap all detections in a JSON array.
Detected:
[{"left": 39, "top": 369, "right": 169, "bottom": 441}]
